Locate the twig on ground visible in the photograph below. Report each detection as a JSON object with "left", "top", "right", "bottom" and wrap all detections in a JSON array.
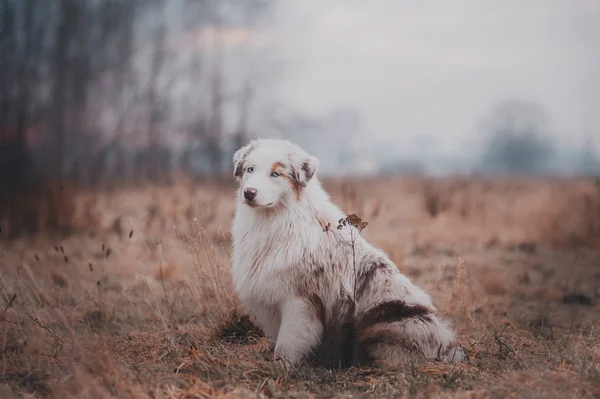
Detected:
[{"left": 0, "top": 293, "right": 16, "bottom": 320}]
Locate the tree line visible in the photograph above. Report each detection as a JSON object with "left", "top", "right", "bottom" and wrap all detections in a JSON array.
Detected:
[
  {"left": 0, "top": 0, "right": 270, "bottom": 237},
  {"left": 0, "top": 0, "right": 271, "bottom": 187}
]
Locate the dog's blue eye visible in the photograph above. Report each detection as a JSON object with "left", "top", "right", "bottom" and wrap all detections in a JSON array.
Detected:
[
  {"left": 246, "top": 167, "right": 254, "bottom": 173},
  {"left": 271, "top": 171, "right": 281, "bottom": 177}
]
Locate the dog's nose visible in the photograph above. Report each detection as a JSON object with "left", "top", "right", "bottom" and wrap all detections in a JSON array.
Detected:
[{"left": 243, "top": 188, "right": 257, "bottom": 201}]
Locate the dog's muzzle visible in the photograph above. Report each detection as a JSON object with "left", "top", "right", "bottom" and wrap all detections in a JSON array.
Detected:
[{"left": 243, "top": 187, "right": 257, "bottom": 201}]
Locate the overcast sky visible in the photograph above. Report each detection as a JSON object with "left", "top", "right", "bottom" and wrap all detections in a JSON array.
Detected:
[{"left": 262, "top": 0, "right": 600, "bottom": 157}]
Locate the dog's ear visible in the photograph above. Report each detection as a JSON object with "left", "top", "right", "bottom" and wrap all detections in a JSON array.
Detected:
[
  {"left": 290, "top": 154, "right": 319, "bottom": 187},
  {"left": 233, "top": 141, "right": 255, "bottom": 180}
]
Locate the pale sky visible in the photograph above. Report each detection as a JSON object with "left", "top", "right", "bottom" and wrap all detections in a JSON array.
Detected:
[{"left": 263, "top": 0, "right": 600, "bottom": 157}]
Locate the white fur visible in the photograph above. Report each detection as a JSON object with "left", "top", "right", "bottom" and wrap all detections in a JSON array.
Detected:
[{"left": 231, "top": 138, "right": 463, "bottom": 367}]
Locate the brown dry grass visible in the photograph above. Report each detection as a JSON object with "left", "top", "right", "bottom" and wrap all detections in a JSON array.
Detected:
[{"left": 1, "top": 176, "right": 599, "bottom": 398}]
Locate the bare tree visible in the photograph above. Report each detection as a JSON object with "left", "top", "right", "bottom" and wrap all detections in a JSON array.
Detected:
[
  {"left": 145, "top": 13, "right": 169, "bottom": 182},
  {"left": 0, "top": 0, "right": 49, "bottom": 236},
  {"left": 207, "top": 23, "right": 225, "bottom": 176}
]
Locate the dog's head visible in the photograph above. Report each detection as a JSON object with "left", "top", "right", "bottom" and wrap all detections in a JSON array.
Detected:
[{"left": 232, "top": 139, "right": 320, "bottom": 209}]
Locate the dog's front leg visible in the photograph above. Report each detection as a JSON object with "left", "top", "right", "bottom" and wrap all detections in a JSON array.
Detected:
[{"left": 273, "top": 297, "right": 323, "bottom": 366}]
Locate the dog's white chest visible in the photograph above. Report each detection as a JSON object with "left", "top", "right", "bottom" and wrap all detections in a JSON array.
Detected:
[
  {"left": 232, "top": 246, "right": 283, "bottom": 303},
  {"left": 231, "top": 212, "right": 319, "bottom": 306},
  {"left": 232, "top": 230, "right": 287, "bottom": 304}
]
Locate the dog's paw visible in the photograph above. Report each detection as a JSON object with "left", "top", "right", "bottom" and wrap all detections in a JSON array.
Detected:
[{"left": 273, "top": 353, "right": 296, "bottom": 371}]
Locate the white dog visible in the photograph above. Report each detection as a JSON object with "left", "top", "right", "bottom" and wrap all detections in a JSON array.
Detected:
[{"left": 231, "top": 138, "right": 463, "bottom": 368}]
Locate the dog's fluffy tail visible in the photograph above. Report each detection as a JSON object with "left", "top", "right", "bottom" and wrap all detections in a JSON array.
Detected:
[{"left": 352, "top": 301, "right": 465, "bottom": 366}]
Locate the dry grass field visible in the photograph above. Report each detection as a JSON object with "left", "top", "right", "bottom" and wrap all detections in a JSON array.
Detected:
[{"left": 1, "top": 176, "right": 599, "bottom": 398}]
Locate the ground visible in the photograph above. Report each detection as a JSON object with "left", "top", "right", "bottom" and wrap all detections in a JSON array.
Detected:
[{"left": 0, "top": 176, "right": 599, "bottom": 398}]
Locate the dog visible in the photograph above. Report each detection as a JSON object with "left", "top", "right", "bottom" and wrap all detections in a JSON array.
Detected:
[{"left": 231, "top": 138, "right": 464, "bottom": 368}]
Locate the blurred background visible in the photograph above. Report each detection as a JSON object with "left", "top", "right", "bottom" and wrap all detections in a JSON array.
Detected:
[
  {"left": 1, "top": 0, "right": 599, "bottom": 235},
  {"left": 1, "top": 3, "right": 600, "bottom": 396}
]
